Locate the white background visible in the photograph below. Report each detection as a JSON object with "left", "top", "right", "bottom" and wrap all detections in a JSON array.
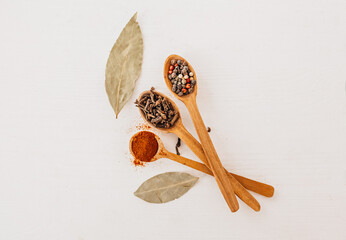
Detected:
[{"left": 1, "top": 0, "right": 346, "bottom": 239}]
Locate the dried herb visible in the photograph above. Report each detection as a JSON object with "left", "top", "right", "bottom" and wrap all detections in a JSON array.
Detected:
[
  {"left": 134, "top": 172, "right": 198, "bottom": 203},
  {"left": 105, "top": 13, "right": 143, "bottom": 118},
  {"left": 175, "top": 137, "right": 181, "bottom": 155},
  {"left": 135, "top": 87, "right": 179, "bottom": 128}
]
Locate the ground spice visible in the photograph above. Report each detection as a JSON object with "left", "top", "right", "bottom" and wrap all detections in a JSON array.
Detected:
[
  {"left": 131, "top": 131, "right": 158, "bottom": 163},
  {"left": 132, "top": 158, "right": 146, "bottom": 167},
  {"left": 135, "top": 123, "right": 151, "bottom": 131}
]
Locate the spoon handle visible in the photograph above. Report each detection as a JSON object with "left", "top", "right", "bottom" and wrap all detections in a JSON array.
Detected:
[
  {"left": 176, "top": 124, "right": 274, "bottom": 197},
  {"left": 179, "top": 95, "right": 238, "bottom": 212},
  {"left": 231, "top": 173, "right": 274, "bottom": 198},
  {"left": 165, "top": 152, "right": 261, "bottom": 211},
  {"left": 164, "top": 150, "right": 273, "bottom": 198},
  {"left": 175, "top": 124, "right": 261, "bottom": 211}
]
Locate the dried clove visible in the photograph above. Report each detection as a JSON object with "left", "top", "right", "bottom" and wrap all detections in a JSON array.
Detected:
[
  {"left": 144, "top": 100, "right": 150, "bottom": 111},
  {"left": 170, "top": 113, "right": 179, "bottom": 126},
  {"left": 175, "top": 137, "right": 181, "bottom": 155},
  {"left": 155, "top": 99, "right": 162, "bottom": 106},
  {"left": 151, "top": 116, "right": 162, "bottom": 124},
  {"left": 135, "top": 87, "right": 180, "bottom": 129}
]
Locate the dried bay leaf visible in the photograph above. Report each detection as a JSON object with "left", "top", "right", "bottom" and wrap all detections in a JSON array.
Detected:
[
  {"left": 105, "top": 13, "right": 143, "bottom": 118},
  {"left": 134, "top": 172, "right": 199, "bottom": 203}
]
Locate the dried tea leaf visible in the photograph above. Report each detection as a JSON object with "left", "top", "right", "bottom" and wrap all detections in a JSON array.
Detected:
[
  {"left": 105, "top": 12, "right": 143, "bottom": 118},
  {"left": 134, "top": 172, "right": 198, "bottom": 203}
]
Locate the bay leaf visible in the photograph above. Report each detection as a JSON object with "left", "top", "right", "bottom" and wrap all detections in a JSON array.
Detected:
[
  {"left": 134, "top": 172, "right": 199, "bottom": 204},
  {"left": 105, "top": 12, "right": 143, "bottom": 118}
]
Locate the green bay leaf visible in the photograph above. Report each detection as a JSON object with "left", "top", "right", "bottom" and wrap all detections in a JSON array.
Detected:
[
  {"left": 105, "top": 12, "right": 143, "bottom": 118},
  {"left": 134, "top": 172, "right": 199, "bottom": 204}
]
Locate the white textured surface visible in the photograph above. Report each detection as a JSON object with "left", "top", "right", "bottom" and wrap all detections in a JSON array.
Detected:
[{"left": 1, "top": 0, "right": 346, "bottom": 239}]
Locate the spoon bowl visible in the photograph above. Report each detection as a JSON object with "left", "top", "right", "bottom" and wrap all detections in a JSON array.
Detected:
[
  {"left": 163, "top": 54, "right": 198, "bottom": 101},
  {"left": 137, "top": 90, "right": 183, "bottom": 133},
  {"left": 164, "top": 54, "right": 244, "bottom": 212},
  {"left": 129, "top": 130, "right": 166, "bottom": 163},
  {"left": 129, "top": 130, "right": 268, "bottom": 211},
  {"left": 135, "top": 89, "right": 268, "bottom": 210}
]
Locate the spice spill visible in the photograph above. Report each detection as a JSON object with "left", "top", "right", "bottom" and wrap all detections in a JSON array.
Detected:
[
  {"left": 133, "top": 158, "right": 147, "bottom": 167},
  {"left": 135, "top": 123, "right": 151, "bottom": 131}
]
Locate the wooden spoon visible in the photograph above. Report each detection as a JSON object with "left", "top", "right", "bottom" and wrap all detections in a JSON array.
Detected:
[
  {"left": 163, "top": 56, "right": 269, "bottom": 210},
  {"left": 130, "top": 131, "right": 272, "bottom": 211},
  {"left": 130, "top": 131, "right": 236, "bottom": 173},
  {"left": 137, "top": 90, "right": 268, "bottom": 211},
  {"left": 166, "top": 56, "right": 264, "bottom": 212},
  {"left": 136, "top": 94, "right": 274, "bottom": 197},
  {"left": 137, "top": 90, "right": 237, "bottom": 212}
]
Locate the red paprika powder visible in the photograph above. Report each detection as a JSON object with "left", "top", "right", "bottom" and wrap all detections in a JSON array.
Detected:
[{"left": 131, "top": 131, "right": 158, "bottom": 163}]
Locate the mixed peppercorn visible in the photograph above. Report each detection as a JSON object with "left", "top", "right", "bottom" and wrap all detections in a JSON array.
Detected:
[{"left": 168, "top": 59, "right": 196, "bottom": 96}]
